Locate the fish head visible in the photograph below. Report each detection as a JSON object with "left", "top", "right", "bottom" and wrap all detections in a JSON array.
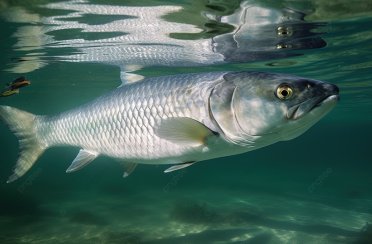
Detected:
[
  {"left": 213, "top": 5, "right": 326, "bottom": 63},
  {"left": 210, "top": 71, "right": 339, "bottom": 146}
]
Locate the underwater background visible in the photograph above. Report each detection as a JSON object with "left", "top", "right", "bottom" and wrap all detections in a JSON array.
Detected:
[{"left": 0, "top": 0, "right": 371, "bottom": 243}]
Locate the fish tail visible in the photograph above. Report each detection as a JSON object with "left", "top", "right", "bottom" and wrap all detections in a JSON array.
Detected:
[{"left": 0, "top": 106, "right": 46, "bottom": 183}]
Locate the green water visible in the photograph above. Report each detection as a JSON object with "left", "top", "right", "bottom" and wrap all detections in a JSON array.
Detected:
[{"left": 0, "top": 0, "right": 372, "bottom": 243}]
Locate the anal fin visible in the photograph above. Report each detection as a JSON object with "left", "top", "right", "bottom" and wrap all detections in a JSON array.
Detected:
[
  {"left": 122, "top": 162, "right": 138, "bottom": 178},
  {"left": 66, "top": 149, "right": 98, "bottom": 173},
  {"left": 164, "top": 162, "right": 196, "bottom": 173}
]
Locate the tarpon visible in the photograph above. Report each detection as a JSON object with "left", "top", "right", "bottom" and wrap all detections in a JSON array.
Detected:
[{"left": 0, "top": 71, "right": 339, "bottom": 183}]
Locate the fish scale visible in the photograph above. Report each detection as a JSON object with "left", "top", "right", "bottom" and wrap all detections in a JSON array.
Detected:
[{"left": 36, "top": 72, "right": 226, "bottom": 160}]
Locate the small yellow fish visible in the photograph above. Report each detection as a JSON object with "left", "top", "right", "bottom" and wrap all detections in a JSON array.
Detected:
[
  {"left": 1, "top": 76, "right": 30, "bottom": 97},
  {"left": 0, "top": 89, "right": 19, "bottom": 97}
]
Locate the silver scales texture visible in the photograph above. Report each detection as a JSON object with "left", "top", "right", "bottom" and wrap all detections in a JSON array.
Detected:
[{"left": 36, "top": 72, "right": 226, "bottom": 163}]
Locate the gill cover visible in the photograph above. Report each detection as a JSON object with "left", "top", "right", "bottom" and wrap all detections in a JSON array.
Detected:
[{"left": 209, "top": 79, "right": 250, "bottom": 146}]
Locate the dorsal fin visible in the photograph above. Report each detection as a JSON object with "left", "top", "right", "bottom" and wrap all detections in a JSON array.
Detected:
[
  {"left": 119, "top": 65, "right": 144, "bottom": 87},
  {"left": 12, "top": 76, "right": 26, "bottom": 83}
]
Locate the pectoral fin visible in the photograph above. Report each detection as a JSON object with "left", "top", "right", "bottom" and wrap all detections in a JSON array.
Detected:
[
  {"left": 164, "top": 162, "right": 196, "bottom": 173},
  {"left": 66, "top": 149, "right": 98, "bottom": 173},
  {"left": 155, "top": 117, "right": 217, "bottom": 147},
  {"left": 121, "top": 162, "right": 138, "bottom": 178}
]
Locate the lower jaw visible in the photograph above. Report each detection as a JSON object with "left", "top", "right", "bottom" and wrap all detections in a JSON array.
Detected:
[{"left": 290, "top": 94, "right": 339, "bottom": 120}]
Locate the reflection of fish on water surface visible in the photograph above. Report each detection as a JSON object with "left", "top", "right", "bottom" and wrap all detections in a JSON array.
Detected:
[
  {"left": 0, "top": 71, "right": 338, "bottom": 183},
  {"left": 6, "top": 0, "right": 326, "bottom": 80}
]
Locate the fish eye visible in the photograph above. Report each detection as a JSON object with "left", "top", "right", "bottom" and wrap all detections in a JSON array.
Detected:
[{"left": 276, "top": 84, "right": 293, "bottom": 100}]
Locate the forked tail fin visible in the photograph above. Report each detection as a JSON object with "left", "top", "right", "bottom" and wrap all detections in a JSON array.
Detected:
[{"left": 0, "top": 106, "right": 45, "bottom": 183}]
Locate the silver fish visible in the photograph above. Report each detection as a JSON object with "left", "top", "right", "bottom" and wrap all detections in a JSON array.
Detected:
[{"left": 0, "top": 71, "right": 339, "bottom": 183}]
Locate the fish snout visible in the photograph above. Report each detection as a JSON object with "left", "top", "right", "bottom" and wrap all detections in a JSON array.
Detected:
[{"left": 322, "top": 83, "right": 339, "bottom": 95}]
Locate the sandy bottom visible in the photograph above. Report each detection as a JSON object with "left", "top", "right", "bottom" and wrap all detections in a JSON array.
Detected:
[{"left": 1, "top": 179, "right": 371, "bottom": 244}]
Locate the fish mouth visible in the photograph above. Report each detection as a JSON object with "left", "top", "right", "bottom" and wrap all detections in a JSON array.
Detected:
[{"left": 287, "top": 94, "right": 339, "bottom": 120}]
